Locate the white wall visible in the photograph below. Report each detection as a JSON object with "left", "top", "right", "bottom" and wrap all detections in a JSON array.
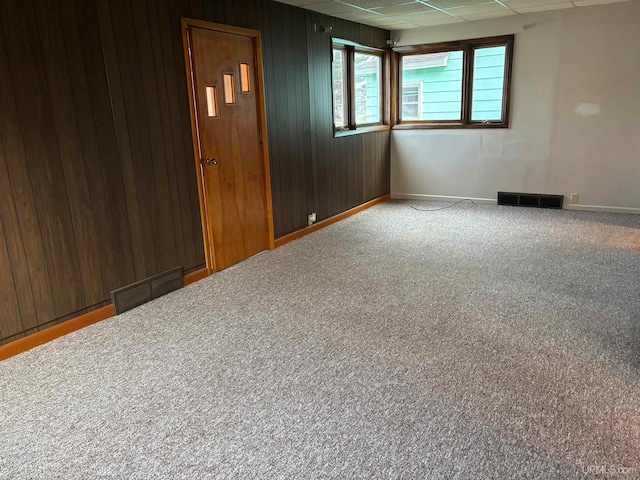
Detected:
[{"left": 391, "top": 2, "right": 640, "bottom": 212}]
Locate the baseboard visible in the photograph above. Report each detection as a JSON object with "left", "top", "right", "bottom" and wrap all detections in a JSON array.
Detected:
[
  {"left": 184, "top": 267, "right": 210, "bottom": 285},
  {"left": 564, "top": 204, "right": 640, "bottom": 215},
  {"left": 391, "top": 193, "right": 497, "bottom": 204},
  {"left": 0, "top": 305, "right": 115, "bottom": 362},
  {"left": 392, "top": 194, "right": 640, "bottom": 215},
  {"left": 0, "top": 267, "right": 211, "bottom": 362},
  {"left": 275, "top": 194, "right": 391, "bottom": 248}
]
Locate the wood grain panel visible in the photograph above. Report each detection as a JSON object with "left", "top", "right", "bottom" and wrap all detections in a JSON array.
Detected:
[
  {"left": 34, "top": 0, "right": 105, "bottom": 306},
  {"left": 76, "top": 0, "right": 137, "bottom": 289},
  {"left": 0, "top": 203, "right": 22, "bottom": 339},
  {"left": 305, "top": 10, "right": 390, "bottom": 226},
  {"left": 109, "top": 0, "right": 164, "bottom": 275},
  {"left": 130, "top": 0, "right": 178, "bottom": 272},
  {"left": 147, "top": 0, "right": 186, "bottom": 268},
  {"left": 0, "top": 117, "right": 39, "bottom": 334},
  {"left": 0, "top": 0, "right": 386, "bottom": 344},
  {"left": 1, "top": 1, "right": 85, "bottom": 316},
  {"left": 0, "top": 15, "right": 55, "bottom": 330},
  {"left": 61, "top": 0, "right": 121, "bottom": 295},
  {"left": 169, "top": 0, "right": 205, "bottom": 265},
  {"left": 94, "top": 0, "right": 147, "bottom": 280}
]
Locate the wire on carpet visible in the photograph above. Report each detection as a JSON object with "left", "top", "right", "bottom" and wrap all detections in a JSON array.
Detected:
[{"left": 410, "top": 199, "right": 476, "bottom": 212}]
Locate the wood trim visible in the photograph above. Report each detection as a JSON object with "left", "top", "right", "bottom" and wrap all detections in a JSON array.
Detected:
[
  {"left": 253, "top": 30, "right": 276, "bottom": 250},
  {"left": 0, "top": 196, "right": 394, "bottom": 359},
  {"left": 332, "top": 40, "right": 390, "bottom": 135},
  {"left": 181, "top": 18, "right": 258, "bottom": 38},
  {"left": 181, "top": 18, "right": 275, "bottom": 263},
  {"left": 275, "top": 194, "right": 391, "bottom": 248},
  {"left": 0, "top": 305, "right": 114, "bottom": 361},
  {"left": 392, "top": 34, "right": 514, "bottom": 54},
  {"left": 500, "top": 35, "right": 514, "bottom": 128},
  {"left": 393, "top": 123, "right": 508, "bottom": 130},
  {"left": 0, "top": 267, "right": 212, "bottom": 362},
  {"left": 462, "top": 44, "right": 471, "bottom": 125},
  {"left": 334, "top": 125, "right": 390, "bottom": 137},
  {"left": 346, "top": 45, "right": 355, "bottom": 130},
  {"left": 389, "top": 49, "right": 398, "bottom": 127},
  {"left": 182, "top": 21, "right": 214, "bottom": 272},
  {"left": 332, "top": 38, "right": 387, "bottom": 51},
  {"left": 184, "top": 266, "right": 210, "bottom": 285},
  {"left": 394, "top": 34, "right": 514, "bottom": 129}
]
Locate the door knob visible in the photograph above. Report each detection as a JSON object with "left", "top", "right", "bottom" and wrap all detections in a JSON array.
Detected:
[{"left": 204, "top": 157, "right": 218, "bottom": 166}]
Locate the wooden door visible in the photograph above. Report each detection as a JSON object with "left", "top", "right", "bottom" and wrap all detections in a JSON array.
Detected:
[{"left": 185, "top": 22, "right": 273, "bottom": 271}]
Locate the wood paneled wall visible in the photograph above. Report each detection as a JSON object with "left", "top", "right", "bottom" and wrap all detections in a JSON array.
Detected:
[
  {"left": 306, "top": 11, "right": 391, "bottom": 224},
  {"left": 0, "top": 0, "right": 390, "bottom": 345}
]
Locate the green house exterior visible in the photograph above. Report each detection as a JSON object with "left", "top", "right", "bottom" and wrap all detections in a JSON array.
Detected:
[{"left": 357, "top": 46, "right": 507, "bottom": 124}]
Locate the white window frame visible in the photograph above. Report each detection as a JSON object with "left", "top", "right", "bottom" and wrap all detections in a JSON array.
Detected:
[{"left": 401, "top": 81, "right": 423, "bottom": 121}]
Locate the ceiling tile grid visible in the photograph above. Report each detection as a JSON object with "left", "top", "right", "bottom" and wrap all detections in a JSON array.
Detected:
[{"left": 276, "top": 0, "right": 635, "bottom": 29}]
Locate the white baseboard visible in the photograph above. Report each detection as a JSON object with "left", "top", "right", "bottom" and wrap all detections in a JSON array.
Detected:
[
  {"left": 564, "top": 204, "right": 640, "bottom": 215},
  {"left": 391, "top": 193, "right": 497, "bottom": 205},
  {"left": 391, "top": 193, "right": 640, "bottom": 215}
]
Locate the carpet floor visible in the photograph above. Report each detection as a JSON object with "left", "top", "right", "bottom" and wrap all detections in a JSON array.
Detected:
[{"left": 1, "top": 200, "right": 639, "bottom": 479}]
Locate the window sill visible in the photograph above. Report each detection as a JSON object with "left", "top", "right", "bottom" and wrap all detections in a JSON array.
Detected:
[
  {"left": 393, "top": 122, "right": 508, "bottom": 130},
  {"left": 334, "top": 125, "right": 390, "bottom": 137}
]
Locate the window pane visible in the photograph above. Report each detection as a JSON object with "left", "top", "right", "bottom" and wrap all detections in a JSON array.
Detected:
[
  {"left": 401, "top": 51, "right": 463, "bottom": 121},
  {"left": 471, "top": 45, "right": 506, "bottom": 121},
  {"left": 205, "top": 86, "right": 218, "bottom": 117},
  {"left": 223, "top": 74, "right": 235, "bottom": 104},
  {"left": 240, "top": 63, "right": 251, "bottom": 93},
  {"left": 332, "top": 49, "right": 347, "bottom": 128},
  {"left": 401, "top": 83, "right": 421, "bottom": 120},
  {"left": 354, "top": 53, "right": 381, "bottom": 124}
]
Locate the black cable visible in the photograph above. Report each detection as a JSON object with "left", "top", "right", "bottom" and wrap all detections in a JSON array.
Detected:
[{"left": 410, "top": 199, "right": 476, "bottom": 211}]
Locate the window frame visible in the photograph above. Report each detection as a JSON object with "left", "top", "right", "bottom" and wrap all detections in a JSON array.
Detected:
[
  {"left": 394, "top": 34, "right": 514, "bottom": 129},
  {"left": 332, "top": 39, "right": 388, "bottom": 136},
  {"left": 400, "top": 81, "right": 423, "bottom": 121},
  {"left": 332, "top": 47, "right": 348, "bottom": 129}
]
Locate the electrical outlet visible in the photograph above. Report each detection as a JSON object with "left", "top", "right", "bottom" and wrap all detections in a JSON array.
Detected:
[
  {"left": 570, "top": 193, "right": 579, "bottom": 204},
  {"left": 308, "top": 212, "right": 317, "bottom": 226}
]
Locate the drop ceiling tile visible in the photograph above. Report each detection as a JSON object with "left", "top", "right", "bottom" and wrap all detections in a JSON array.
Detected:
[
  {"left": 277, "top": 0, "right": 321, "bottom": 5},
  {"left": 390, "top": 10, "right": 455, "bottom": 21},
  {"left": 335, "top": 9, "right": 385, "bottom": 19},
  {"left": 363, "top": 16, "right": 402, "bottom": 25},
  {"left": 457, "top": 10, "right": 516, "bottom": 19},
  {"left": 340, "top": 0, "right": 417, "bottom": 7},
  {"left": 425, "top": 0, "right": 500, "bottom": 8},
  {"left": 412, "top": 15, "right": 467, "bottom": 25},
  {"left": 514, "top": 2, "right": 573, "bottom": 12},
  {"left": 304, "top": 1, "right": 355, "bottom": 14},
  {"left": 445, "top": 2, "right": 511, "bottom": 15},
  {"left": 361, "top": 18, "right": 402, "bottom": 27},
  {"left": 396, "top": 23, "right": 427, "bottom": 28},
  {"left": 371, "top": 3, "right": 438, "bottom": 15},
  {"left": 573, "top": 0, "right": 629, "bottom": 5},
  {"left": 365, "top": 18, "right": 422, "bottom": 27}
]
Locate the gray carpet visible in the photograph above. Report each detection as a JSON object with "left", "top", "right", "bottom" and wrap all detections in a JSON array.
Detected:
[{"left": 1, "top": 200, "right": 639, "bottom": 479}]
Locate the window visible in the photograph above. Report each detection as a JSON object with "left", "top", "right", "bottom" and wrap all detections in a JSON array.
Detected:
[
  {"left": 354, "top": 52, "right": 381, "bottom": 125},
  {"left": 332, "top": 40, "right": 386, "bottom": 133},
  {"left": 223, "top": 73, "right": 236, "bottom": 104},
  {"left": 396, "top": 35, "right": 514, "bottom": 128},
  {"left": 205, "top": 86, "right": 219, "bottom": 117},
  {"left": 240, "top": 63, "right": 251, "bottom": 93},
  {"left": 332, "top": 48, "right": 347, "bottom": 128},
  {"left": 401, "top": 82, "right": 423, "bottom": 120}
]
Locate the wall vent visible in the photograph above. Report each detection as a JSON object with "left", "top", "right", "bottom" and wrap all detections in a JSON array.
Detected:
[
  {"left": 111, "top": 266, "right": 184, "bottom": 315},
  {"left": 497, "top": 191, "right": 564, "bottom": 209}
]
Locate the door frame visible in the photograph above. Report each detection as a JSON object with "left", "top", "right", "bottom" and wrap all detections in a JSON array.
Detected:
[{"left": 181, "top": 18, "right": 275, "bottom": 273}]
